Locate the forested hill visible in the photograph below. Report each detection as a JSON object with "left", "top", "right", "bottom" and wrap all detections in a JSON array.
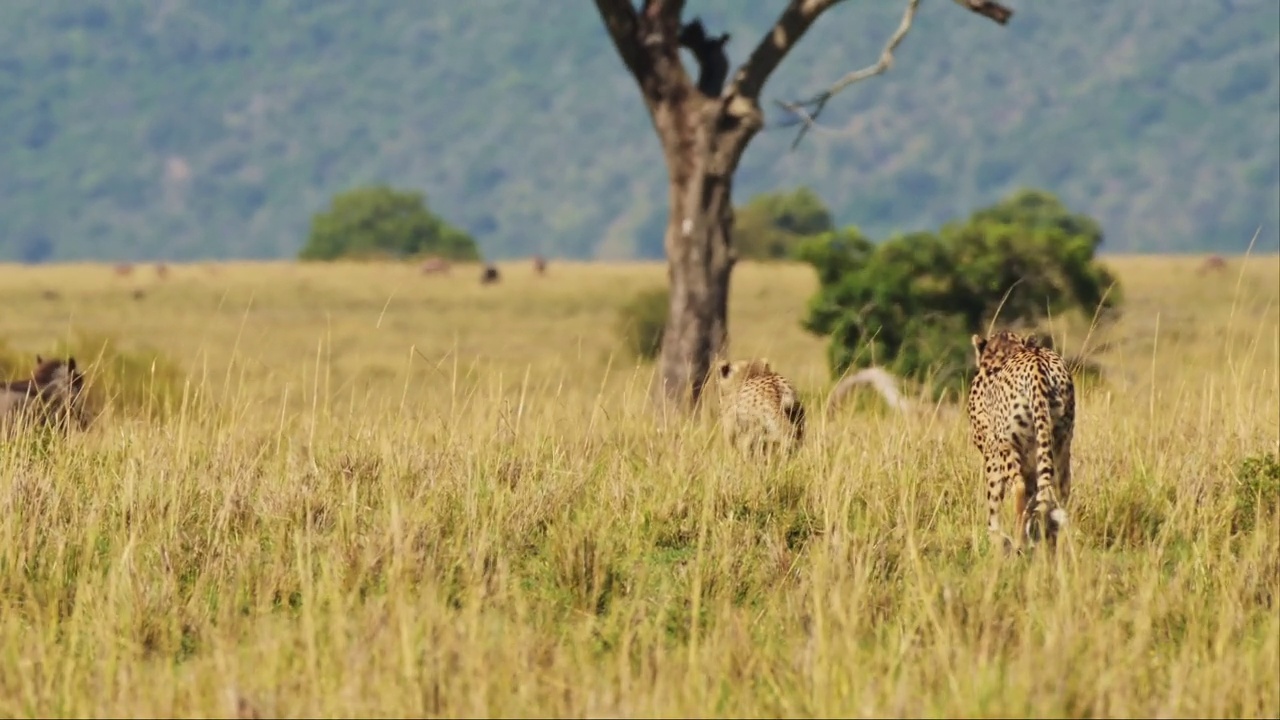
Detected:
[{"left": 1, "top": 1, "right": 1277, "bottom": 263}]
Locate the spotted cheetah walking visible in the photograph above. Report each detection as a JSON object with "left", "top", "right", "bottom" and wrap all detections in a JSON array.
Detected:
[
  {"left": 715, "top": 358, "right": 805, "bottom": 459},
  {"left": 966, "top": 330, "right": 1075, "bottom": 552}
]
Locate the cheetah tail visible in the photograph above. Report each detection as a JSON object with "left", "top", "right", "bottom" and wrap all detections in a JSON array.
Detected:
[{"left": 786, "top": 398, "right": 806, "bottom": 445}]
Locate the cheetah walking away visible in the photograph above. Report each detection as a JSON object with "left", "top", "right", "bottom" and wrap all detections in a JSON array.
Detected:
[
  {"left": 0, "top": 355, "right": 90, "bottom": 435},
  {"left": 715, "top": 358, "right": 806, "bottom": 459},
  {"left": 967, "top": 330, "right": 1075, "bottom": 552}
]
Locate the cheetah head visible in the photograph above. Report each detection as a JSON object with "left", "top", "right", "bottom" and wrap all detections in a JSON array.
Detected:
[
  {"left": 971, "top": 330, "right": 1034, "bottom": 371},
  {"left": 715, "top": 358, "right": 772, "bottom": 392}
]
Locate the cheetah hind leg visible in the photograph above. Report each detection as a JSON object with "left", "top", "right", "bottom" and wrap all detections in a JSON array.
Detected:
[
  {"left": 1023, "top": 492, "right": 1067, "bottom": 551},
  {"left": 734, "top": 429, "right": 766, "bottom": 462},
  {"left": 1015, "top": 458, "right": 1063, "bottom": 551},
  {"left": 984, "top": 445, "right": 1020, "bottom": 555}
]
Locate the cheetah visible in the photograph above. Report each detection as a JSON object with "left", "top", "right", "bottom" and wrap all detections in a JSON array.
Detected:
[
  {"left": 715, "top": 358, "right": 805, "bottom": 459},
  {"left": 966, "top": 330, "right": 1075, "bottom": 552}
]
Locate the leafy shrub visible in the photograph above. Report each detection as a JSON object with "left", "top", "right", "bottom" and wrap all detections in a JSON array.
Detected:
[
  {"left": 1233, "top": 452, "right": 1280, "bottom": 534},
  {"left": 798, "top": 188, "right": 1121, "bottom": 398},
  {"left": 616, "top": 287, "right": 669, "bottom": 362},
  {"left": 735, "top": 186, "right": 834, "bottom": 261},
  {"left": 299, "top": 185, "right": 480, "bottom": 262}
]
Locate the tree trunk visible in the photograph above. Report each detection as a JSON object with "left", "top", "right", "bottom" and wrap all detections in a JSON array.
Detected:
[
  {"left": 592, "top": 0, "right": 1014, "bottom": 409},
  {"left": 651, "top": 92, "right": 756, "bottom": 409}
]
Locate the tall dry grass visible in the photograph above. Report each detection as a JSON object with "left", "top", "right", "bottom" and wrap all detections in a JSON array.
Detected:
[{"left": 0, "top": 255, "right": 1276, "bottom": 717}]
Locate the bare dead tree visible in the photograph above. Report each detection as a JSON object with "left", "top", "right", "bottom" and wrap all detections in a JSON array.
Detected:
[{"left": 593, "top": 0, "right": 1014, "bottom": 410}]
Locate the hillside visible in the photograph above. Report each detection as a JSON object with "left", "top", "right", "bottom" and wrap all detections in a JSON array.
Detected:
[{"left": 0, "top": 0, "right": 1277, "bottom": 263}]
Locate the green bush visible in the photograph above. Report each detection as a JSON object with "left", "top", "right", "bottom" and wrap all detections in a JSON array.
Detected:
[
  {"left": 734, "top": 186, "right": 834, "bottom": 261},
  {"left": 616, "top": 287, "right": 669, "bottom": 362},
  {"left": 1233, "top": 452, "right": 1280, "bottom": 534},
  {"left": 299, "top": 185, "right": 480, "bottom": 262},
  {"left": 798, "top": 188, "right": 1121, "bottom": 398}
]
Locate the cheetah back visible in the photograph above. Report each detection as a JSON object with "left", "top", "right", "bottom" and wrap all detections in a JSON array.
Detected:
[
  {"left": 967, "top": 331, "right": 1075, "bottom": 550},
  {"left": 717, "top": 359, "right": 805, "bottom": 456}
]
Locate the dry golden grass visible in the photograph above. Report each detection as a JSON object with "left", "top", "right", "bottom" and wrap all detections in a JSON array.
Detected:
[{"left": 0, "top": 255, "right": 1276, "bottom": 718}]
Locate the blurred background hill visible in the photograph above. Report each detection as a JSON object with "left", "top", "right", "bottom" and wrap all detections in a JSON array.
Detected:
[{"left": 0, "top": 0, "right": 1276, "bottom": 263}]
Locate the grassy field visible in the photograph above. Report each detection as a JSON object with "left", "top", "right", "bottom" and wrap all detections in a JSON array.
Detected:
[{"left": 0, "top": 255, "right": 1276, "bottom": 718}]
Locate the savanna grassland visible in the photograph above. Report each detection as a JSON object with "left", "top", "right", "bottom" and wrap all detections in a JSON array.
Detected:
[{"left": 0, "top": 255, "right": 1277, "bottom": 717}]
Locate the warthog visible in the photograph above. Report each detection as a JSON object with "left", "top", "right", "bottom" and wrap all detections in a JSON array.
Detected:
[{"left": 1, "top": 355, "right": 90, "bottom": 435}]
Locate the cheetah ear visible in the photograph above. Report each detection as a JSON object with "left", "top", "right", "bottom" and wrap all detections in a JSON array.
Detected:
[
  {"left": 67, "top": 357, "right": 77, "bottom": 372},
  {"left": 717, "top": 361, "right": 732, "bottom": 379},
  {"left": 971, "top": 334, "right": 986, "bottom": 357},
  {"left": 35, "top": 354, "right": 43, "bottom": 364},
  {"left": 758, "top": 357, "right": 771, "bottom": 371}
]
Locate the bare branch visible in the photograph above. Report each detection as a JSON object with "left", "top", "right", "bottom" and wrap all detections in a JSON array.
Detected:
[
  {"left": 951, "top": 0, "right": 1014, "bottom": 25},
  {"left": 592, "top": 0, "right": 646, "bottom": 85},
  {"left": 775, "top": 0, "right": 920, "bottom": 149},
  {"left": 728, "top": 0, "right": 848, "bottom": 102},
  {"left": 593, "top": 0, "right": 691, "bottom": 104},
  {"left": 774, "top": 0, "right": 1014, "bottom": 149}
]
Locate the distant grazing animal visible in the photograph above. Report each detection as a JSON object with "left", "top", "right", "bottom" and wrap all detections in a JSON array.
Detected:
[
  {"left": 715, "top": 358, "right": 805, "bottom": 459},
  {"left": 532, "top": 255, "right": 548, "bottom": 276},
  {"left": 420, "top": 257, "right": 451, "bottom": 275},
  {"left": 114, "top": 263, "right": 134, "bottom": 278},
  {"left": 0, "top": 356, "right": 90, "bottom": 435},
  {"left": 155, "top": 262, "right": 170, "bottom": 279},
  {"left": 966, "top": 330, "right": 1075, "bottom": 553},
  {"left": 480, "top": 265, "right": 501, "bottom": 285},
  {"left": 1198, "top": 255, "right": 1227, "bottom": 275}
]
